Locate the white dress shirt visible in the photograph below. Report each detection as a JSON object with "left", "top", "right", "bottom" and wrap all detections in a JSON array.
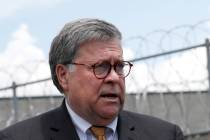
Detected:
[{"left": 65, "top": 100, "right": 118, "bottom": 140}]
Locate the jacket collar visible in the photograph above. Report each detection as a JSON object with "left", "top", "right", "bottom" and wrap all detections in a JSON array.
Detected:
[{"left": 43, "top": 99, "right": 80, "bottom": 140}]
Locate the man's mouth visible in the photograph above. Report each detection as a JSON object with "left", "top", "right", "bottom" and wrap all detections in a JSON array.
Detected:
[{"left": 101, "top": 93, "right": 118, "bottom": 98}]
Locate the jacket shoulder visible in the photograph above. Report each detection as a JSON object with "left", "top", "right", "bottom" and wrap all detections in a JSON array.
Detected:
[
  {"left": 0, "top": 107, "right": 61, "bottom": 140},
  {"left": 120, "top": 110, "right": 184, "bottom": 140},
  {"left": 121, "top": 110, "right": 176, "bottom": 127}
]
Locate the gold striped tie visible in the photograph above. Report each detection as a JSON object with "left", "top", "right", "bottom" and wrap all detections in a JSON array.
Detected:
[{"left": 90, "top": 126, "right": 106, "bottom": 140}]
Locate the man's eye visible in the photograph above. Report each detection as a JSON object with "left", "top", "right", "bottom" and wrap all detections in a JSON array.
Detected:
[
  {"left": 98, "top": 63, "right": 109, "bottom": 69},
  {"left": 115, "top": 62, "right": 125, "bottom": 74},
  {"left": 117, "top": 62, "right": 124, "bottom": 69},
  {"left": 94, "top": 62, "right": 109, "bottom": 73}
]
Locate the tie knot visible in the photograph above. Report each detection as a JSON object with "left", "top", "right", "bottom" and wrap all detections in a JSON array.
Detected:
[{"left": 90, "top": 126, "right": 106, "bottom": 138}]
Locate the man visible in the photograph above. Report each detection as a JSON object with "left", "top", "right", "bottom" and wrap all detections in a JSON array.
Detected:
[{"left": 0, "top": 18, "right": 184, "bottom": 140}]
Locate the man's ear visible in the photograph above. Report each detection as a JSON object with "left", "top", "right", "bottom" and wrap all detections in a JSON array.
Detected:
[{"left": 56, "top": 64, "right": 70, "bottom": 91}]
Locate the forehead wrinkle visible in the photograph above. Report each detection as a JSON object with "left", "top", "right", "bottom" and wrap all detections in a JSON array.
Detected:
[
  {"left": 76, "top": 51, "right": 123, "bottom": 64},
  {"left": 74, "top": 40, "right": 123, "bottom": 63},
  {"left": 88, "top": 48, "right": 123, "bottom": 61}
]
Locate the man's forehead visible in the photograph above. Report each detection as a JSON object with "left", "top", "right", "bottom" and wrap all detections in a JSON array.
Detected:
[
  {"left": 76, "top": 39, "right": 122, "bottom": 56},
  {"left": 75, "top": 52, "right": 123, "bottom": 63},
  {"left": 80, "top": 39, "right": 121, "bottom": 48}
]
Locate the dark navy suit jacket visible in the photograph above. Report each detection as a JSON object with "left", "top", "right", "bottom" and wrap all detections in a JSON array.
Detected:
[{"left": 0, "top": 100, "right": 184, "bottom": 140}]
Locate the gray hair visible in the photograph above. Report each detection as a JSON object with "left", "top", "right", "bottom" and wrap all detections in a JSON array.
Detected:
[{"left": 49, "top": 18, "right": 122, "bottom": 93}]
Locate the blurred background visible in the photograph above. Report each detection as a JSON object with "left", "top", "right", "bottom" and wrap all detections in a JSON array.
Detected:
[{"left": 0, "top": 0, "right": 210, "bottom": 140}]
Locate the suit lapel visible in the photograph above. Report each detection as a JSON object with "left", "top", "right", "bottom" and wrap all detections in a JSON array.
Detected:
[
  {"left": 117, "top": 111, "right": 138, "bottom": 140},
  {"left": 41, "top": 100, "right": 144, "bottom": 140},
  {"left": 41, "top": 99, "right": 80, "bottom": 140}
]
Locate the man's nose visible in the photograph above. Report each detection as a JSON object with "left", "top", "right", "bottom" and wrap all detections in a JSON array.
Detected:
[{"left": 104, "top": 68, "right": 121, "bottom": 82}]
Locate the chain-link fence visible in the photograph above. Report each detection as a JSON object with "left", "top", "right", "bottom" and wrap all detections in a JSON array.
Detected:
[{"left": 1, "top": 19, "right": 210, "bottom": 140}]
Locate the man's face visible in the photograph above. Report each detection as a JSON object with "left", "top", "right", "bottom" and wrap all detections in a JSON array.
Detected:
[{"left": 65, "top": 39, "right": 125, "bottom": 125}]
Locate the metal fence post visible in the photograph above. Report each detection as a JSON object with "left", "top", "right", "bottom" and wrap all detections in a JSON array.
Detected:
[
  {"left": 205, "top": 38, "right": 210, "bottom": 129},
  {"left": 12, "top": 81, "right": 18, "bottom": 123}
]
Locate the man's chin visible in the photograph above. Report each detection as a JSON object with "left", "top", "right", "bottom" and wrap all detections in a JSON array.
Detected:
[
  {"left": 99, "top": 107, "right": 121, "bottom": 119},
  {"left": 93, "top": 113, "right": 118, "bottom": 126}
]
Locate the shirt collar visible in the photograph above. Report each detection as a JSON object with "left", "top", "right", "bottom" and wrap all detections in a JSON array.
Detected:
[
  {"left": 65, "top": 99, "right": 118, "bottom": 133},
  {"left": 65, "top": 99, "right": 91, "bottom": 133}
]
